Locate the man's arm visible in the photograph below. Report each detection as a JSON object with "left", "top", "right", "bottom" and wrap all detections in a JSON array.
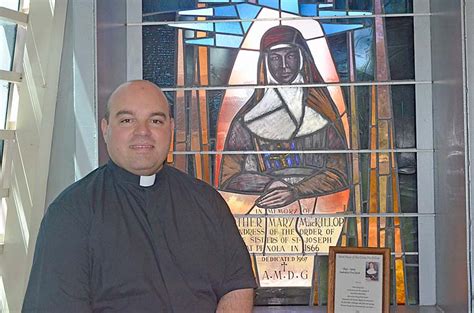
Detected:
[
  {"left": 22, "top": 203, "right": 91, "bottom": 312},
  {"left": 216, "top": 288, "right": 254, "bottom": 313}
]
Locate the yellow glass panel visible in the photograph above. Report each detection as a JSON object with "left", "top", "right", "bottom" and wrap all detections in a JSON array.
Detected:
[
  {"left": 378, "top": 120, "right": 389, "bottom": 149},
  {"left": 190, "top": 91, "right": 202, "bottom": 179},
  {"left": 379, "top": 228, "right": 385, "bottom": 247},
  {"left": 350, "top": 86, "right": 359, "bottom": 149},
  {"left": 174, "top": 89, "right": 187, "bottom": 171},
  {"left": 379, "top": 175, "right": 387, "bottom": 213},
  {"left": 396, "top": 258, "right": 407, "bottom": 304},
  {"left": 371, "top": 85, "right": 377, "bottom": 125},
  {"left": 377, "top": 86, "right": 391, "bottom": 119},
  {"left": 198, "top": 89, "right": 211, "bottom": 183},
  {"left": 369, "top": 170, "right": 378, "bottom": 212}
]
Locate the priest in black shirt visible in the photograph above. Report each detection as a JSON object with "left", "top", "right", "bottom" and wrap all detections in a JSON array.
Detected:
[{"left": 22, "top": 80, "right": 257, "bottom": 312}]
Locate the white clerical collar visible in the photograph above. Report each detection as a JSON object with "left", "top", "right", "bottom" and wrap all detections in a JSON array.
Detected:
[{"left": 140, "top": 174, "right": 156, "bottom": 187}]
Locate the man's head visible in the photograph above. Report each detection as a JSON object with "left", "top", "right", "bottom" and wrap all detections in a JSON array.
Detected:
[{"left": 101, "top": 80, "right": 174, "bottom": 176}]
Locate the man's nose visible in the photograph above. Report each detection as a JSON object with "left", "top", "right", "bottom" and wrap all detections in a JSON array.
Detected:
[
  {"left": 281, "top": 58, "right": 290, "bottom": 71},
  {"left": 134, "top": 122, "right": 151, "bottom": 135}
]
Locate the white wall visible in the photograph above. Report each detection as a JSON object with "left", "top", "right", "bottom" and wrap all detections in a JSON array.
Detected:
[{"left": 431, "top": 0, "right": 469, "bottom": 311}]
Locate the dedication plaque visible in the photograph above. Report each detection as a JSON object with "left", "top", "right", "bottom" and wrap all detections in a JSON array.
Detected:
[{"left": 327, "top": 247, "right": 390, "bottom": 313}]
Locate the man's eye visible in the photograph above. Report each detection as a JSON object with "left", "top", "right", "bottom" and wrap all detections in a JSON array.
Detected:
[
  {"left": 120, "top": 118, "right": 132, "bottom": 123},
  {"left": 152, "top": 119, "right": 164, "bottom": 124}
]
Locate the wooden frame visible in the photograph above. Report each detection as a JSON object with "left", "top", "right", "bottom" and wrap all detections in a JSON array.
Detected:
[{"left": 327, "top": 247, "right": 390, "bottom": 313}]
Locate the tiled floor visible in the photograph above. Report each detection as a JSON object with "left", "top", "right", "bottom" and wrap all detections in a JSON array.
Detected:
[{"left": 253, "top": 306, "right": 441, "bottom": 313}]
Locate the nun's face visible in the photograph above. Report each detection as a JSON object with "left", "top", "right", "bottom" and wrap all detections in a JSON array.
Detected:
[{"left": 267, "top": 46, "right": 301, "bottom": 84}]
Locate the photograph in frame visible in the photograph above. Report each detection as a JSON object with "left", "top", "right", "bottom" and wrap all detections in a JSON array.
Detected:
[{"left": 327, "top": 247, "right": 390, "bottom": 313}]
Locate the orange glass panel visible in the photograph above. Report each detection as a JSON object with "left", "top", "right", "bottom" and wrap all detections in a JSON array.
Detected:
[
  {"left": 395, "top": 221, "right": 402, "bottom": 253},
  {"left": 392, "top": 168, "right": 400, "bottom": 213},
  {"left": 214, "top": 88, "right": 254, "bottom": 183},
  {"left": 228, "top": 50, "right": 260, "bottom": 85},
  {"left": 198, "top": 46, "right": 209, "bottom": 85},
  {"left": 369, "top": 170, "right": 378, "bottom": 212},
  {"left": 327, "top": 86, "right": 346, "bottom": 117},
  {"left": 307, "top": 38, "right": 340, "bottom": 83},
  {"left": 167, "top": 127, "right": 174, "bottom": 164},
  {"left": 177, "top": 30, "right": 184, "bottom": 85},
  {"left": 314, "top": 189, "right": 349, "bottom": 213},
  {"left": 368, "top": 217, "right": 378, "bottom": 247}
]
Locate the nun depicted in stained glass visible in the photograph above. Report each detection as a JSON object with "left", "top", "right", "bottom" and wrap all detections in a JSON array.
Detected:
[{"left": 220, "top": 26, "right": 349, "bottom": 211}]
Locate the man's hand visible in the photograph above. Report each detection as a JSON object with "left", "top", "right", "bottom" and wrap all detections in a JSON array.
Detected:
[{"left": 216, "top": 288, "right": 254, "bottom": 313}]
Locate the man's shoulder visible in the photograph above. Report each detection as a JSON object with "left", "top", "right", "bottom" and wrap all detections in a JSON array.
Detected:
[{"left": 52, "top": 164, "right": 108, "bottom": 207}]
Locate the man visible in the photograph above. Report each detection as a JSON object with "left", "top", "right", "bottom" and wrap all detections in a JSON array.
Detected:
[{"left": 23, "top": 80, "right": 256, "bottom": 312}]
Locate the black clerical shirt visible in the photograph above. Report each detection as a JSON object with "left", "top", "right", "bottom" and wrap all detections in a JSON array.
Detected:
[{"left": 22, "top": 161, "right": 256, "bottom": 313}]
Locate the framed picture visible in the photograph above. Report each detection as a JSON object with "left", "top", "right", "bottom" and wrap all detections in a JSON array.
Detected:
[{"left": 327, "top": 247, "right": 390, "bottom": 313}]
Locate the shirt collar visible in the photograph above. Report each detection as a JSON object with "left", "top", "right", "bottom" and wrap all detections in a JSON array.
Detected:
[{"left": 106, "top": 160, "right": 166, "bottom": 188}]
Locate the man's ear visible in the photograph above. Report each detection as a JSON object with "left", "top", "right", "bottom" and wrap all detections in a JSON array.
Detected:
[{"left": 101, "top": 118, "right": 109, "bottom": 143}]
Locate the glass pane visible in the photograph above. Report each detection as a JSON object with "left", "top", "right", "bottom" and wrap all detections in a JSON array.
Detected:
[
  {"left": 0, "top": 0, "right": 20, "bottom": 10},
  {"left": 142, "top": 0, "right": 420, "bottom": 305},
  {"left": 143, "top": 17, "right": 415, "bottom": 86},
  {"left": 0, "top": 21, "right": 17, "bottom": 72},
  {"left": 142, "top": 0, "right": 414, "bottom": 18}
]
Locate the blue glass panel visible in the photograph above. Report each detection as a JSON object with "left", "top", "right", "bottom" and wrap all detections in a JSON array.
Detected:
[
  {"left": 236, "top": 3, "right": 261, "bottom": 19},
  {"left": 348, "top": 11, "right": 373, "bottom": 16},
  {"left": 169, "top": 22, "right": 214, "bottom": 32},
  {"left": 198, "top": 0, "right": 230, "bottom": 2},
  {"left": 216, "top": 22, "right": 243, "bottom": 35},
  {"left": 231, "top": 0, "right": 246, "bottom": 2},
  {"left": 215, "top": 34, "right": 243, "bottom": 48},
  {"left": 322, "top": 23, "right": 364, "bottom": 36},
  {"left": 258, "top": 0, "right": 279, "bottom": 10},
  {"left": 300, "top": 4, "right": 317, "bottom": 16},
  {"left": 241, "top": 21, "right": 252, "bottom": 32},
  {"left": 215, "top": 6, "right": 238, "bottom": 17},
  {"left": 186, "top": 37, "right": 215, "bottom": 46},
  {"left": 281, "top": 0, "right": 299, "bottom": 14},
  {"left": 179, "top": 8, "right": 214, "bottom": 16},
  {"left": 319, "top": 10, "right": 346, "bottom": 17},
  {"left": 318, "top": 4, "right": 333, "bottom": 8}
]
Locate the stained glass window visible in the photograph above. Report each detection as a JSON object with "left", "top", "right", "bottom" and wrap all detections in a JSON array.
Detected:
[{"left": 142, "top": 0, "right": 420, "bottom": 306}]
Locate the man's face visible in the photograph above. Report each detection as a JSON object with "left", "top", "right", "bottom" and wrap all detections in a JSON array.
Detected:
[
  {"left": 101, "top": 81, "right": 174, "bottom": 176},
  {"left": 267, "top": 46, "right": 301, "bottom": 84}
]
